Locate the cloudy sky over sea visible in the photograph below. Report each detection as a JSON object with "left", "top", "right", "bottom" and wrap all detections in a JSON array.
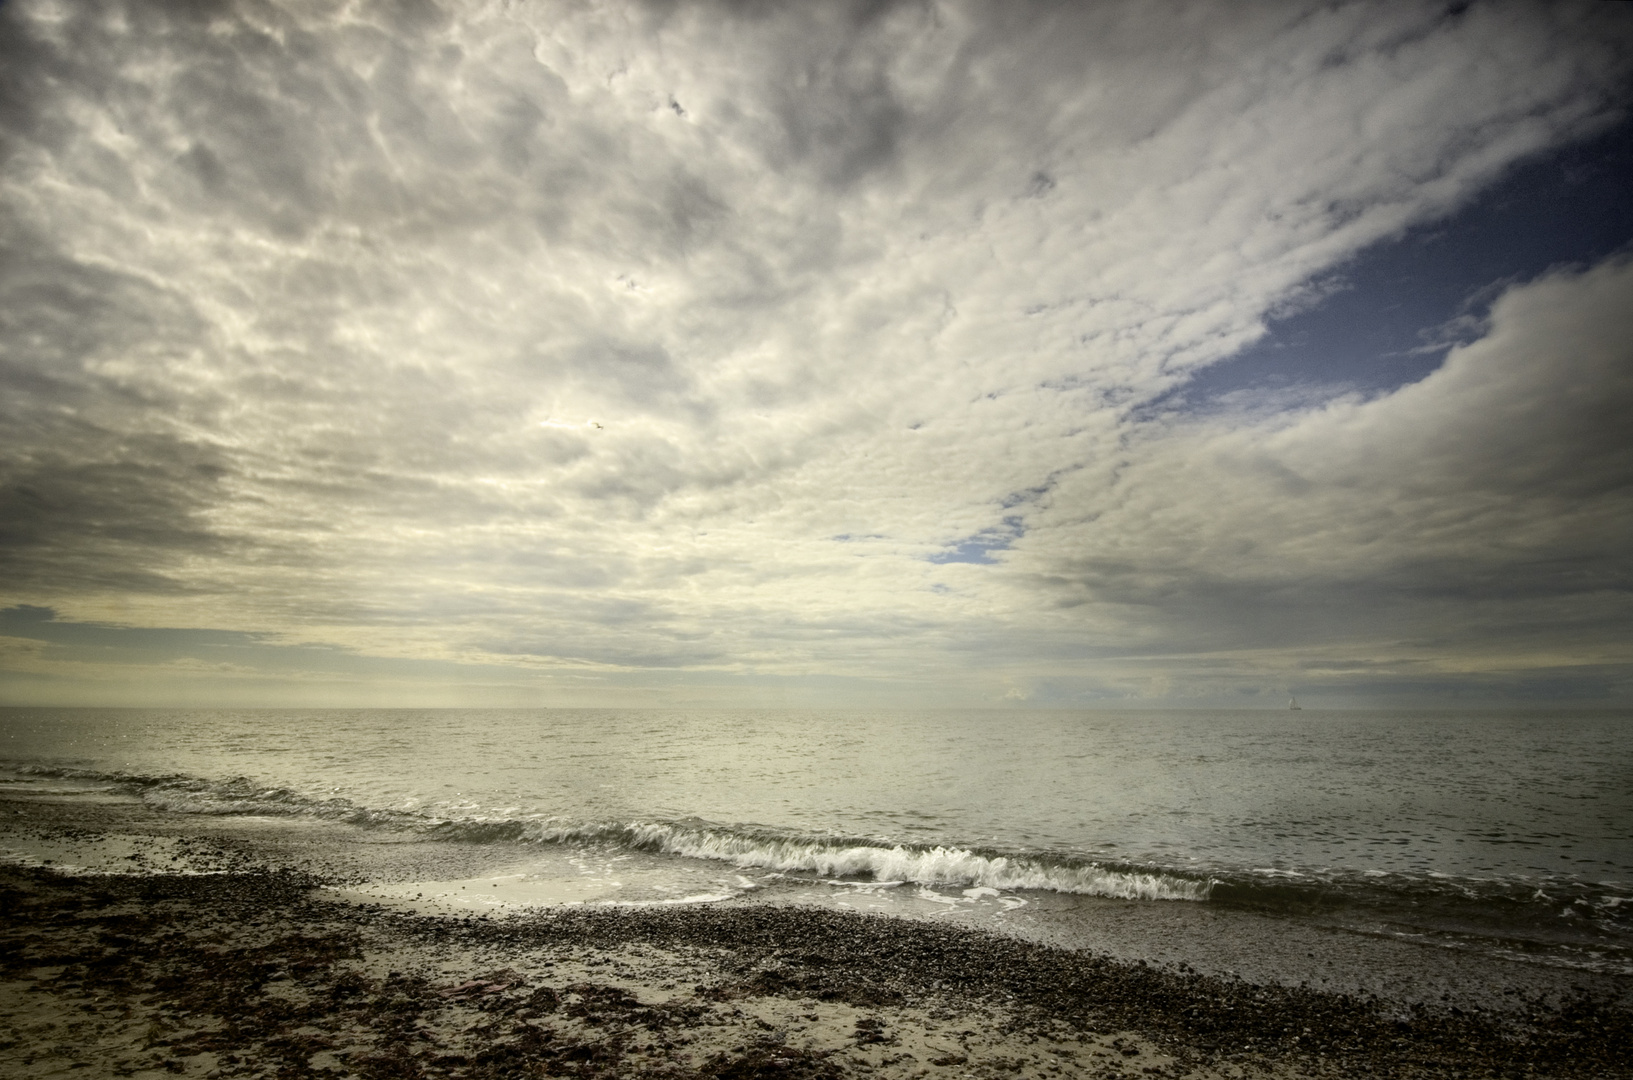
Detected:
[{"left": 2, "top": 0, "right": 1630, "bottom": 708}]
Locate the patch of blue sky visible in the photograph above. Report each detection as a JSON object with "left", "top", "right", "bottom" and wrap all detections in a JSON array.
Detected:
[
  {"left": 928, "top": 517, "right": 1026, "bottom": 565},
  {"left": 1165, "top": 114, "right": 1633, "bottom": 410}
]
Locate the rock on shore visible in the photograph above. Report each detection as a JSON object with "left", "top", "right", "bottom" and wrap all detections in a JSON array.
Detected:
[{"left": 2, "top": 866, "right": 1629, "bottom": 1079}]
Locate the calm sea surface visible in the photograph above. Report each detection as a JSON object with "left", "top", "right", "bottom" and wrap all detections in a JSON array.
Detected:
[{"left": 3, "top": 707, "right": 1630, "bottom": 982}]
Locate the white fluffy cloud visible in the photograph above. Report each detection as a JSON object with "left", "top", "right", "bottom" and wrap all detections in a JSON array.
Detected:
[{"left": 1, "top": 0, "right": 1630, "bottom": 704}]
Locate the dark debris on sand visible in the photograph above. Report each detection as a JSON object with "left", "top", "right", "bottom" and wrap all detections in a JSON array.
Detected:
[
  {"left": 460, "top": 904, "right": 1633, "bottom": 1078},
  {"left": 1, "top": 866, "right": 1629, "bottom": 1079}
]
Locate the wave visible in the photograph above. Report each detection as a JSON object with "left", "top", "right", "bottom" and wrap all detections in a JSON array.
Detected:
[
  {"left": 6, "top": 762, "right": 1630, "bottom": 947},
  {"left": 513, "top": 820, "right": 1214, "bottom": 901},
  {"left": 2, "top": 763, "right": 1209, "bottom": 900},
  {"left": 6, "top": 763, "right": 431, "bottom": 830}
]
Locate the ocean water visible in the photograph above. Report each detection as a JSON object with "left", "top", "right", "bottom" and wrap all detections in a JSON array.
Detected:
[{"left": 2, "top": 707, "right": 1630, "bottom": 994}]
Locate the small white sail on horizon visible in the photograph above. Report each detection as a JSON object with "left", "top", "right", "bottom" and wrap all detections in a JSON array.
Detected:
[{"left": 1288, "top": 696, "right": 1302, "bottom": 710}]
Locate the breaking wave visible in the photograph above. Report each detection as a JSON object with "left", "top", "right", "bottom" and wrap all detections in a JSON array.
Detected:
[
  {"left": 516, "top": 820, "right": 1213, "bottom": 901},
  {"left": 8, "top": 761, "right": 1631, "bottom": 965},
  {"left": 4, "top": 763, "right": 1209, "bottom": 900}
]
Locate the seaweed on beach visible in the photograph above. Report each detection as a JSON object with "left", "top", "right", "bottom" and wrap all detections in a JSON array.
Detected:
[
  {"left": 453, "top": 902, "right": 1633, "bottom": 1077},
  {"left": 2, "top": 865, "right": 1631, "bottom": 1079}
]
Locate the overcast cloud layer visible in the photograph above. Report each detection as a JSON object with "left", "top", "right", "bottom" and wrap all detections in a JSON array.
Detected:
[{"left": 2, "top": 0, "right": 1631, "bottom": 707}]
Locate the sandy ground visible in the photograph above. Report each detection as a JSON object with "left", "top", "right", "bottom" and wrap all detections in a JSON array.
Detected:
[
  {"left": 0, "top": 870, "right": 1188, "bottom": 1079},
  {"left": 2, "top": 791, "right": 1630, "bottom": 1079},
  {"left": 6, "top": 865, "right": 1631, "bottom": 1080}
]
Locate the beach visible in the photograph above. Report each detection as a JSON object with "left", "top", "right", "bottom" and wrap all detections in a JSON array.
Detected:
[
  {"left": 4, "top": 791, "right": 1629, "bottom": 1080},
  {"left": 7, "top": 0, "right": 1633, "bottom": 1071},
  {"left": 6, "top": 4, "right": 1633, "bottom": 1071}
]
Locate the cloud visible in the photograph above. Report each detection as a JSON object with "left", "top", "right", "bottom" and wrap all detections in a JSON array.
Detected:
[
  {"left": 1013, "top": 257, "right": 1633, "bottom": 673},
  {"left": 1, "top": 0, "right": 1630, "bottom": 703}
]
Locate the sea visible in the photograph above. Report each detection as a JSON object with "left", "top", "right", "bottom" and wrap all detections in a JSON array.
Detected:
[{"left": 2, "top": 707, "right": 1630, "bottom": 1008}]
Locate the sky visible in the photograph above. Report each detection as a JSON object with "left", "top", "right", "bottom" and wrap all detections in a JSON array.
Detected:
[{"left": 1, "top": 0, "right": 1631, "bottom": 709}]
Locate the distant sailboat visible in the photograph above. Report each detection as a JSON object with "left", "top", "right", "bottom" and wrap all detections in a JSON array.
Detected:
[{"left": 1288, "top": 696, "right": 1302, "bottom": 710}]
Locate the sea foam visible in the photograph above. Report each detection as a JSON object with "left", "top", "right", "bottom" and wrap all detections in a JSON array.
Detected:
[{"left": 519, "top": 820, "right": 1213, "bottom": 901}]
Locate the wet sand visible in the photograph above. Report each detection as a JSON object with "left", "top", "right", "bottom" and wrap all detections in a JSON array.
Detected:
[{"left": 3, "top": 795, "right": 1630, "bottom": 1078}]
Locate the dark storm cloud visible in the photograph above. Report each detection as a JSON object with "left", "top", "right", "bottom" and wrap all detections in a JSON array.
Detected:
[
  {"left": 0, "top": 441, "right": 237, "bottom": 593},
  {"left": 0, "top": 206, "right": 242, "bottom": 593},
  {"left": 0, "top": 604, "right": 269, "bottom": 649}
]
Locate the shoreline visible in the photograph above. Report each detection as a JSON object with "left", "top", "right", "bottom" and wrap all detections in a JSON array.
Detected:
[
  {"left": 3, "top": 788, "right": 1631, "bottom": 1077},
  {"left": 3, "top": 865, "right": 1630, "bottom": 1079},
  {"left": 4, "top": 772, "right": 1628, "bottom": 1014}
]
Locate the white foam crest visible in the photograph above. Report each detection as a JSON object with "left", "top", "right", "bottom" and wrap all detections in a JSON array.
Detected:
[
  {"left": 532, "top": 822, "right": 1211, "bottom": 901},
  {"left": 19, "top": 768, "right": 1208, "bottom": 902}
]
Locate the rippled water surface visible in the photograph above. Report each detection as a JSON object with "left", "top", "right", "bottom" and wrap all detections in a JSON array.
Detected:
[
  {"left": 3, "top": 707, "right": 1630, "bottom": 977},
  {"left": 5, "top": 708, "right": 1628, "bottom": 876}
]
